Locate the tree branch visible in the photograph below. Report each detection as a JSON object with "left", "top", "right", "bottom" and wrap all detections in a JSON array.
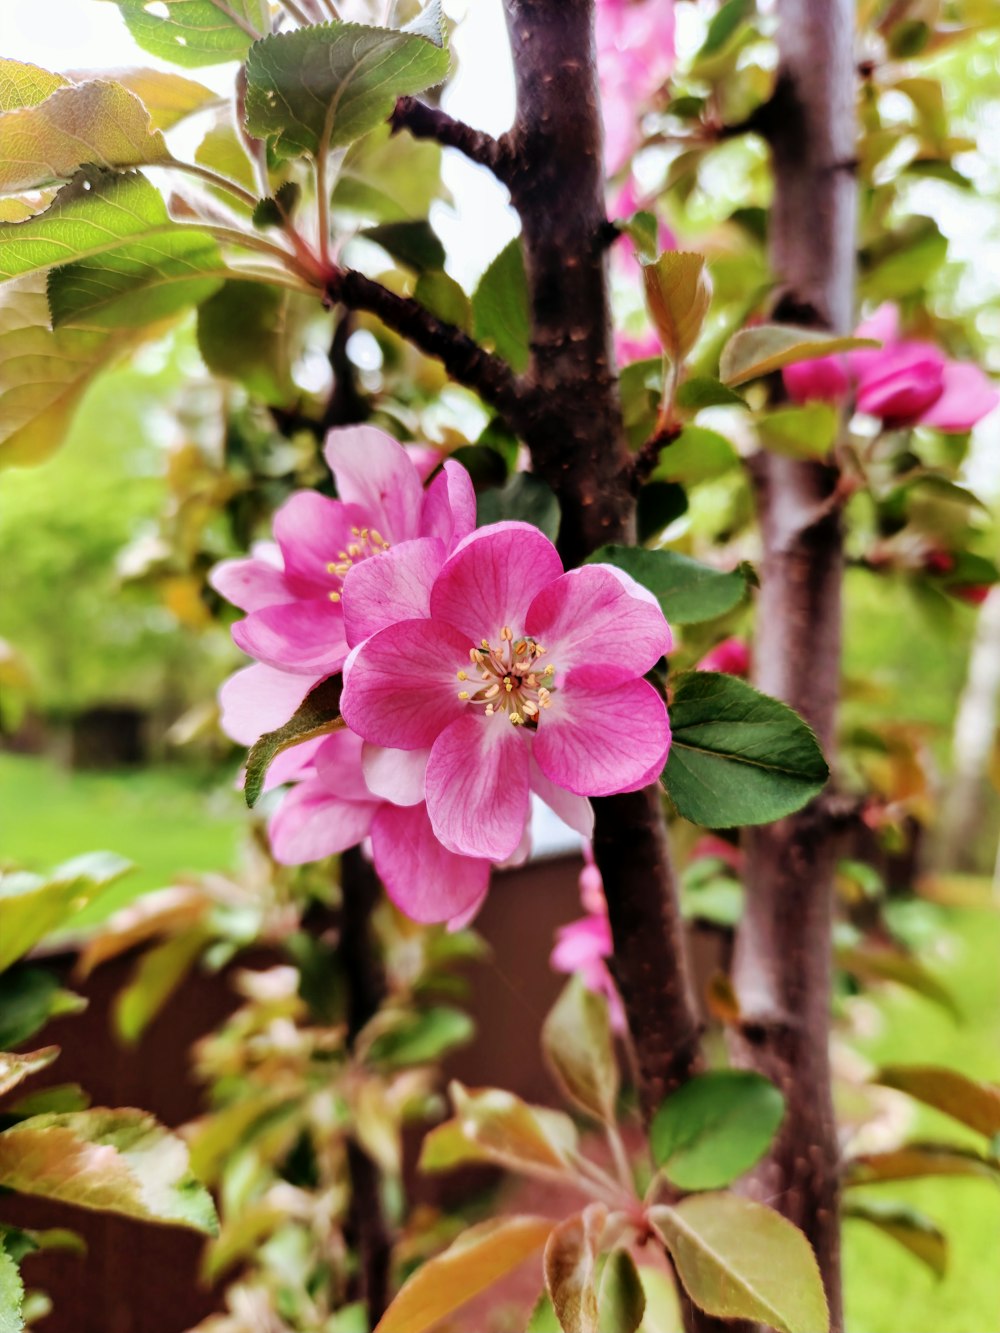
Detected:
[
  {"left": 391, "top": 97, "right": 515, "bottom": 183},
  {"left": 325, "top": 266, "right": 528, "bottom": 424}
]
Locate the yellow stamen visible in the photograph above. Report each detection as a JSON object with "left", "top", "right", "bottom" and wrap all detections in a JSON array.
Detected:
[
  {"left": 457, "top": 690, "right": 470, "bottom": 700},
  {"left": 347, "top": 544, "right": 361, "bottom": 557},
  {"left": 457, "top": 670, "right": 468, "bottom": 681},
  {"left": 329, "top": 591, "right": 341, "bottom": 603},
  {"left": 514, "top": 639, "right": 527, "bottom": 655},
  {"left": 501, "top": 626, "right": 513, "bottom": 641},
  {"left": 484, "top": 683, "right": 500, "bottom": 699},
  {"left": 510, "top": 712, "right": 523, "bottom": 725},
  {"left": 485, "top": 704, "right": 495, "bottom": 716},
  {"left": 370, "top": 529, "right": 384, "bottom": 546},
  {"left": 522, "top": 700, "right": 539, "bottom": 716}
]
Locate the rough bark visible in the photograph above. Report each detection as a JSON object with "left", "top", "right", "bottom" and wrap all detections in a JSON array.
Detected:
[
  {"left": 501, "top": 0, "right": 704, "bottom": 1121},
  {"left": 729, "top": 4, "right": 858, "bottom": 1330}
]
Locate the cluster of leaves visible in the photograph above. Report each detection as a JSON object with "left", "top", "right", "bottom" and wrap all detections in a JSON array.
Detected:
[{"left": 0, "top": 852, "right": 218, "bottom": 1331}]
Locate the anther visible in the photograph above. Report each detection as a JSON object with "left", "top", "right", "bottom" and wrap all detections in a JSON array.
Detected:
[
  {"left": 457, "top": 670, "right": 467, "bottom": 681},
  {"left": 485, "top": 684, "right": 500, "bottom": 699},
  {"left": 501, "top": 626, "right": 513, "bottom": 641},
  {"left": 458, "top": 691, "right": 470, "bottom": 700},
  {"left": 329, "top": 591, "right": 341, "bottom": 603},
  {"left": 522, "top": 701, "right": 539, "bottom": 716}
]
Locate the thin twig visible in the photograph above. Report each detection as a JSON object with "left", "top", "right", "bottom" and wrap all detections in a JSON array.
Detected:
[
  {"left": 391, "top": 97, "right": 515, "bottom": 184},
  {"left": 277, "top": 0, "right": 314, "bottom": 24}
]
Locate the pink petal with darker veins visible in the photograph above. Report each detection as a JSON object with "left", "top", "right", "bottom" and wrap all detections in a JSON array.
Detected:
[
  {"left": 324, "top": 425, "right": 424, "bottom": 544},
  {"left": 529, "top": 758, "right": 595, "bottom": 840},
  {"left": 232, "top": 598, "right": 347, "bottom": 676},
  {"left": 425, "top": 712, "right": 532, "bottom": 861},
  {"left": 421, "top": 459, "right": 477, "bottom": 549},
  {"left": 272, "top": 491, "right": 367, "bottom": 597},
  {"left": 210, "top": 556, "right": 289, "bottom": 612},
  {"left": 269, "top": 779, "right": 378, "bottom": 864},
  {"left": 218, "top": 664, "right": 318, "bottom": 745},
  {"left": 370, "top": 802, "right": 492, "bottom": 924},
  {"left": 430, "top": 522, "right": 564, "bottom": 644},
  {"left": 361, "top": 743, "right": 430, "bottom": 808},
  {"left": 341, "top": 537, "right": 445, "bottom": 647}
]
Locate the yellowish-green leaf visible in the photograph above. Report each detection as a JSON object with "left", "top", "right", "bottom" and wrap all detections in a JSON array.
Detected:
[
  {"left": 642, "top": 252, "right": 712, "bottom": 364},
  {"left": 449, "top": 1082, "right": 578, "bottom": 1176},
  {"left": 843, "top": 1198, "right": 947, "bottom": 1278},
  {"left": 876, "top": 1065, "right": 1000, "bottom": 1137},
  {"left": 544, "top": 1206, "right": 605, "bottom": 1333},
  {"left": 838, "top": 946, "right": 959, "bottom": 1020},
  {"left": 542, "top": 975, "right": 618, "bottom": 1124},
  {"left": 598, "top": 1249, "right": 646, "bottom": 1333},
  {"left": 0, "top": 1049, "right": 59, "bottom": 1100},
  {"left": 720, "top": 324, "right": 878, "bottom": 386},
  {"left": 0, "top": 80, "right": 171, "bottom": 193},
  {"left": 0, "top": 1109, "right": 218, "bottom": 1235},
  {"left": 0, "top": 1239, "right": 23, "bottom": 1333},
  {"left": 375, "top": 1215, "right": 554, "bottom": 1333},
  {"left": 845, "top": 1142, "right": 1000, "bottom": 1186},
  {"left": 0, "top": 60, "right": 68, "bottom": 112},
  {"left": 651, "top": 1195, "right": 829, "bottom": 1333},
  {"left": 86, "top": 67, "right": 218, "bottom": 131},
  {"left": 755, "top": 403, "right": 839, "bottom": 459},
  {"left": 0, "top": 852, "right": 132, "bottom": 971},
  {"left": 115, "top": 929, "right": 208, "bottom": 1044}
]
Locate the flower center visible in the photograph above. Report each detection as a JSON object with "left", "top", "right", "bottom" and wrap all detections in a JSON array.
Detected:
[
  {"left": 325, "top": 526, "right": 390, "bottom": 603},
  {"left": 455, "top": 626, "right": 556, "bottom": 727}
]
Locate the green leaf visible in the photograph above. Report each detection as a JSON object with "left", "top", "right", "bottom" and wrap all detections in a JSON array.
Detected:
[
  {"left": 676, "top": 376, "right": 746, "bottom": 411},
  {"left": 651, "top": 425, "right": 739, "bottom": 483},
  {"left": 0, "top": 1241, "right": 24, "bottom": 1333},
  {"left": 597, "top": 1250, "right": 645, "bottom": 1333},
  {"left": 0, "top": 970, "right": 86, "bottom": 1051},
  {"left": 755, "top": 403, "right": 839, "bottom": 459},
  {"left": 402, "top": 0, "right": 447, "bottom": 46},
  {"left": 650, "top": 1071, "right": 785, "bottom": 1190},
  {"left": 586, "top": 547, "right": 747, "bottom": 626},
  {"left": 197, "top": 280, "right": 307, "bottom": 406},
  {"left": 542, "top": 976, "right": 618, "bottom": 1124},
  {"left": 375, "top": 1215, "right": 554, "bottom": 1333},
  {"left": 472, "top": 239, "right": 530, "bottom": 373},
  {"left": 0, "top": 1048, "right": 59, "bottom": 1100},
  {"left": 444, "top": 1083, "right": 578, "bottom": 1176},
  {"left": 477, "top": 474, "right": 561, "bottom": 542},
  {"left": 544, "top": 1207, "right": 604, "bottom": 1333},
  {"left": 845, "top": 1142, "right": 1000, "bottom": 1186},
  {"left": 96, "top": 67, "right": 218, "bottom": 131},
  {"left": 245, "top": 674, "right": 345, "bottom": 807},
  {"left": 362, "top": 219, "right": 446, "bottom": 272},
  {"left": 0, "top": 853, "right": 132, "bottom": 972},
  {"left": 115, "top": 930, "right": 207, "bottom": 1044},
  {"left": 364, "top": 1006, "right": 473, "bottom": 1069},
  {"left": 695, "top": 0, "right": 753, "bottom": 62},
  {"left": 837, "top": 945, "right": 959, "bottom": 1020},
  {"left": 414, "top": 270, "right": 471, "bottom": 330},
  {"left": 861, "top": 217, "right": 947, "bottom": 300},
  {"left": 663, "top": 672, "right": 830, "bottom": 828},
  {"left": 0, "top": 80, "right": 171, "bottom": 193},
  {"left": 642, "top": 252, "right": 712, "bottom": 364},
  {"left": 618, "top": 210, "right": 659, "bottom": 262},
  {"left": 651, "top": 1195, "right": 829, "bottom": 1333},
  {"left": 104, "top": 0, "right": 268, "bottom": 68},
  {"left": 244, "top": 22, "right": 450, "bottom": 158},
  {"left": 843, "top": 1198, "right": 947, "bottom": 1278},
  {"left": 637, "top": 481, "right": 688, "bottom": 543},
  {"left": 0, "top": 59, "right": 68, "bottom": 112},
  {"left": 720, "top": 324, "right": 879, "bottom": 387},
  {"left": 252, "top": 181, "right": 302, "bottom": 230},
  {"left": 875, "top": 1065, "right": 1000, "bottom": 1138},
  {"left": 0, "top": 1109, "right": 218, "bottom": 1234},
  {"left": 334, "top": 123, "right": 444, "bottom": 223},
  {"left": 526, "top": 1293, "right": 561, "bottom": 1333}
]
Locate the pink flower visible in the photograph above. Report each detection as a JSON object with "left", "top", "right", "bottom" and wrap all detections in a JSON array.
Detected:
[
  {"left": 696, "top": 637, "right": 751, "bottom": 677},
  {"left": 339, "top": 523, "right": 672, "bottom": 862},
  {"left": 551, "top": 850, "right": 625, "bottom": 1031},
  {"left": 267, "top": 729, "right": 494, "bottom": 924},
  {"left": 782, "top": 303, "right": 998, "bottom": 432},
  {"left": 597, "top": 0, "right": 676, "bottom": 174},
  {"left": 616, "top": 327, "right": 664, "bottom": 365},
  {"left": 690, "top": 834, "right": 744, "bottom": 874},
  {"left": 211, "top": 426, "right": 475, "bottom": 685}
]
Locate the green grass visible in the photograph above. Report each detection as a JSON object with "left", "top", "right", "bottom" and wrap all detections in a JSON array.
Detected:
[
  {"left": 842, "top": 904, "right": 1000, "bottom": 1333},
  {"left": 0, "top": 752, "right": 245, "bottom": 925}
]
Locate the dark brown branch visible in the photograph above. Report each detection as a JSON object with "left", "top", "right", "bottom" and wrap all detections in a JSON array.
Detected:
[
  {"left": 501, "top": 0, "right": 704, "bottom": 1126},
  {"left": 325, "top": 266, "right": 528, "bottom": 426},
  {"left": 728, "top": 3, "right": 858, "bottom": 1330},
  {"left": 391, "top": 96, "right": 515, "bottom": 183}
]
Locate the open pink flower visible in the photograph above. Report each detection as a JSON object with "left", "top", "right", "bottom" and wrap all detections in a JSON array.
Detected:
[
  {"left": 597, "top": 0, "right": 676, "bottom": 173},
  {"left": 211, "top": 425, "right": 475, "bottom": 685},
  {"left": 340, "top": 523, "right": 672, "bottom": 862},
  {"left": 782, "top": 303, "right": 998, "bottom": 432},
  {"left": 551, "top": 848, "right": 625, "bottom": 1031},
  {"left": 267, "top": 728, "right": 494, "bottom": 925}
]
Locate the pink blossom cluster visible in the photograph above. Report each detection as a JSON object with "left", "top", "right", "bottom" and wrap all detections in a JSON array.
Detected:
[
  {"left": 214, "top": 427, "right": 674, "bottom": 926},
  {"left": 597, "top": 0, "right": 676, "bottom": 175},
  {"left": 783, "top": 304, "right": 998, "bottom": 433}
]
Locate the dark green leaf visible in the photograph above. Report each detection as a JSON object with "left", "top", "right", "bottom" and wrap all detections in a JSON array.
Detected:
[
  {"left": 362, "top": 220, "right": 446, "bottom": 272},
  {"left": 197, "top": 280, "right": 306, "bottom": 406},
  {"left": 651, "top": 1071, "right": 784, "bottom": 1190},
  {"left": 448, "top": 443, "right": 509, "bottom": 490},
  {"left": 637, "top": 481, "right": 688, "bottom": 543},
  {"left": 597, "top": 1250, "right": 645, "bottom": 1333},
  {"left": 477, "top": 474, "right": 560, "bottom": 542},
  {"left": 663, "top": 672, "right": 830, "bottom": 828},
  {"left": 697, "top": 0, "right": 753, "bottom": 60},
  {"left": 676, "top": 377, "right": 746, "bottom": 411},
  {"left": 617, "top": 211, "right": 658, "bottom": 262},
  {"left": 252, "top": 181, "right": 301, "bottom": 230},
  {"left": 245, "top": 675, "right": 345, "bottom": 808},
  {"left": 244, "top": 22, "right": 450, "bottom": 158},
  {"left": 843, "top": 1198, "right": 946, "bottom": 1277},
  {"left": 472, "top": 239, "right": 530, "bottom": 373},
  {"left": 0, "top": 970, "right": 86, "bottom": 1051},
  {"left": 586, "top": 547, "right": 747, "bottom": 625},
  {"left": 414, "top": 270, "right": 471, "bottom": 330},
  {"left": 107, "top": 0, "right": 268, "bottom": 68}
]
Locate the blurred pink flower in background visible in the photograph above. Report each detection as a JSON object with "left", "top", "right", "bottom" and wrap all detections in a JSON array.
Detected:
[
  {"left": 783, "top": 303, "right": 998, "bottom": 432},
  {"left": 597, "top": 0, "right": 676, "bottom": 173},
  {"left": 551, "top": 846, "right": 625, "bottom": 1031},
  {"left": 696, "top": 636, "right": 751, "bottom": 677}
]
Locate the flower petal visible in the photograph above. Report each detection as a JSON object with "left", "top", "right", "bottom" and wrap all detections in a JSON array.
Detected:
[
  {"left": 339, "top": 618, "right": 470, "bottom": 750},
  {"left": 529, "top": 758, "right": 595, "bottom": 839},
  {"left": 232, "top": 599, "right": 348, "bottom": 676},
  {"left": 262, "top": 737, "right": 324, "bottom": 792},
  {"left": 341, "top": 537, "right": 445, "bottom": 647},
  {"left": 269, "top": 778, "right": 378, "bottom": 864},
  {"left": 314, "top": 729, "right": 371, "bottom": 801},
  {"left": 362, "top": 744, "right": 430, "bottom": 807},
  {"left": 430, "top": 522, "right": 564, "bottom": 644},
  {"left": 272, "top": 491, "right": 368, "bottom": 597},
  {"left": 218, "top": 664, "right": 317, "bottom": 745},
  {"left": 425, "top": 713, "right": 531, "bottom": 860},
  {"left": 420, "top": 459, "right": 477, "bottom": 548},
  {"left": 324, "top": 425, "right": 423, "bottom": 544},
  {"left": 526, "top": 563, "right": 672, "bottom": 678},
  {"left": 919, "top": 360, "right": 999, "bottom": 432},
  {"left": 533, "top": 668, "right": 670, "bottom": 796},
  {"left": 210, "top": 556, "right": 288, "bottom": 612},
  {"left": 370, "top": 802, "right": 491, "bottom": 924}
]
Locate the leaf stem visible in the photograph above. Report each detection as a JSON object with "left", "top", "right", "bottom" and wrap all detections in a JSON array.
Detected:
[
  {"left": 207, "top": 0, "right": 263, "bottom": 39},
  {"left": 167, "top": 158, "right": 260, "bottom": 212}
]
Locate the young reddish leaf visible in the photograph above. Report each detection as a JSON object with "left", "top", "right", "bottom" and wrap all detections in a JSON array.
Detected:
[
  {"left": 0, "top": 1109, "right": 218, "bottom": 1235},
  {"left": 544, "top": 1205, "right": 606, "bottom": 1333},
  {"left": 719, "top": 324, "right": 878, "bottom": 387},
  {"left": 0, "top": 1049, "right": 59, "bottom": 1100},
  {"left": 597, "top": 1248, "right": 646, "bottom": 1333},
  {"left": 845, "top": 1142, "right": 1000, "bottom": 1186},
  {"left": 876, "top": 1065, "right": 1000, "bottom": 1137},
  {"left": 542, "top": 976, "right": 619, "bottom": 1124},
  {"left": 642, "top": 252, "right": 712, "bottom": 364},
  {"left": 650, "top": 1070, "right": 785, "bottom": 1191},
  {"left": 651, "top": 1195, "right": 829, "bottom": 1333},
  {"left": 375, "top": 1215, "right": 554, "bottom": 1333},
  {"left": 843, "top": 1198, "right": 947, "bottom": 1278},
  {"left": 449, "top": 1082, "right": 578, "bottom": 1176}
]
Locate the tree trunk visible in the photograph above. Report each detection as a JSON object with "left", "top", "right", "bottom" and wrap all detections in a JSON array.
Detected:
[{"left": 729, "top": 3, "right": 858, "bottom": 1330}]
